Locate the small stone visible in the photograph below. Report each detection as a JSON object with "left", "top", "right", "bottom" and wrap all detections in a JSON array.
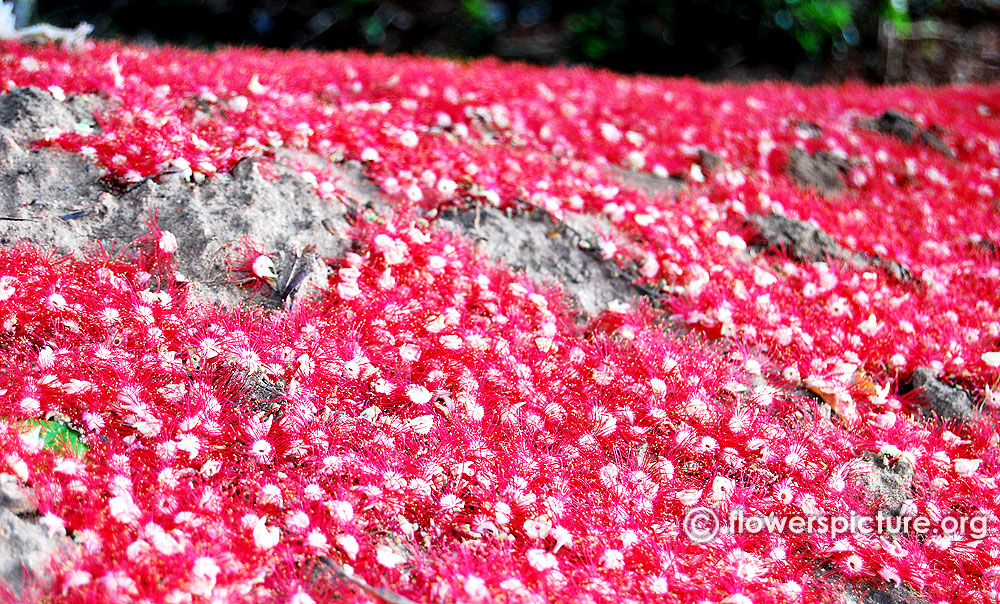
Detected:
[
  {"left": 859, "top": 584, "right": 929, "bottom": 604},
  {"left": 0, "top": 473, "right": 35, "bottom": 517},
  {"left": 872, "top": 110, "right": 919, "bottom": 143},
  {"left": 748, "top": 213, "right": 913, "bottom": 282},
  {"left": 786, "top": 148, "right": 848, "bottom": 195},
  {"left": 697, "top": 148, "right": 723, "bottom": 173},
  {"left": 748, "top": 212, "right": 851, "bottom": 263},
  {"left": 837, "top": 575, "right": 930, "bottom": 604},
  {"left": 437, "top": 204, "right": 647, "bottom": 317},
  {"left": 865, "top": 110, "right": 955, "bottom": 158},
  {"left": 860, "top": 451, "right": 914, "bottom": 516},
  {"left": 818, "top": 559, "right": 930, "bottom": 603},
  {"left": 905, "top": 366, "right": 978, "bottom": 421},
  {"left": 0, "top": 508, "right": 68, "bottom": 599},
  {"left": 919, "top": 129, "right": 956, "bottom": 159},
  {"left": 245, "top": 372, "right": 287, "bottom": 419},
  {"left": 794, "top": 120, "right": 823, "bottom": 137},
  {"left": 605, "top": 164, "right": 685, "bottom": 197},
  {"left": 0, "top": 87, "right": 79, "bottom": 143}
]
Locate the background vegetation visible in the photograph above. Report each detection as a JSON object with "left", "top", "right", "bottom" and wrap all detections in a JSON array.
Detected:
[{"left": 22, "top": 0, "right": 1000, "bottom": 82}]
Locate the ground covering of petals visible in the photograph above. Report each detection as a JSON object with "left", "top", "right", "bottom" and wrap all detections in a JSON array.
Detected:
[{"left": 0, "top": 39, "right": 999, "bottom": 604}]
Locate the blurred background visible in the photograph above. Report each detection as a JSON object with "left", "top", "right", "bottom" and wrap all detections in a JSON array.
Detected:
[{"left": 15, "top": 0, "right": 1000, "bottom": 83}]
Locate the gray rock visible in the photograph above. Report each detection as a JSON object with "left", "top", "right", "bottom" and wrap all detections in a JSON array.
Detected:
[
  {"left": 820, "top": 564, "right": 929, "bottom": 604},
  {"left": 858, "top": 584, "right": 928, "bottom": 604},
  {"left": 786, "top": 148, "right": 849, "bottom": 195},
  {"left": 605, "top": 165, "right": 685, "bottom": 197},
  {"left": 841, "top": 579, "right": 929, "bottom": 604},
  {"left": 871, "top": 110, "right": 920, "bottom": 143},
  {"left": 0, "top": 87, "right": 80, "bottom": 142},
  {"left": 905, "top": 366, "right": 978, "bottom": 421},
  {"left": 860, "top": 451, "right": 914, "bottom": 516},
  {"left": 0, "top": 474, "right": 35, "bottom": 517},
  {"left": 918, "top": 129, "right": 956, "bottom": 159},
  {"left": 0, "top": 133, "right": 106, "bottom": 223},
  {"left": 0, "top": 482, "right": 70, "bottom": 599},
  {"left": 748, "top": 212, "right": 912, "bottom": 281},
  {"left": 865, "top": 110, "right": 955, "bottom": 158},
  {"left": 0, "top": 144, "right": 357, "bottom": 307},
  {"left": 109, "top": 158, "right": 349, "bottom": 307},
  {"left": 437, "top": 204, "right": 647, "bottom": 316},
  {"left": 697, "top": 148, "right": 723, "bottom": 173},
  {"left": 0, "top": 127, "right": 27, "bottom": 171},
  {"left": 244, "top": 370, "right": 288, "bottom": 419},
  {"left": 0, "top": 85, "right": 373, "bottom": 309},
  {"left": 794, "top": 120, "right": 823, "bottom": 138},
  {"left": 749, "top": 212, "right": 851, "bottom": 263}
]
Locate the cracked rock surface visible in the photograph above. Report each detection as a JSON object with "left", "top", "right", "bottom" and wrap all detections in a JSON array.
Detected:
[{"left": 819, "top": 562, "right": 930, "bottom": 604}]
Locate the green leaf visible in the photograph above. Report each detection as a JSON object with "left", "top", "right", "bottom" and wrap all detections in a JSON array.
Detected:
[
  {"left": 18, "top": 419, "right": 88, "bottom": 458},
  {"left": 461, "top": 0, "right": 491, "bottom": 24},
  {"left": 882, "top": 0, "right": 912, "bottom": 37},
  {"left": 583, "top": 37, "right": 608, "bottom": 60},
  {"left": 794, "top": 29, "right": 821, "bottom": 55}
]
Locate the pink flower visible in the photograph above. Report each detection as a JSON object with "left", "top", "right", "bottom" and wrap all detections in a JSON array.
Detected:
[
  {"left": 526, "top": 548, "right": 557, "bottom": 571},
  {"left": 376, "top": 544, "right": 407, "bottom": 568},
  {"left": 253, "top": 516, "right": 280, "bottom": 550}
]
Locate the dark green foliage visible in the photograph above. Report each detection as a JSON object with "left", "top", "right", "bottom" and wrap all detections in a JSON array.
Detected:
[{"left": 30, "top": 0, "right": 962, "bottom": 78}]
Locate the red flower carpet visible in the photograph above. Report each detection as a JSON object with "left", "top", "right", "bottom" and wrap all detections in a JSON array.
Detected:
[{"left": 0, "top": 40, "right": 999, "bottom": 603}]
